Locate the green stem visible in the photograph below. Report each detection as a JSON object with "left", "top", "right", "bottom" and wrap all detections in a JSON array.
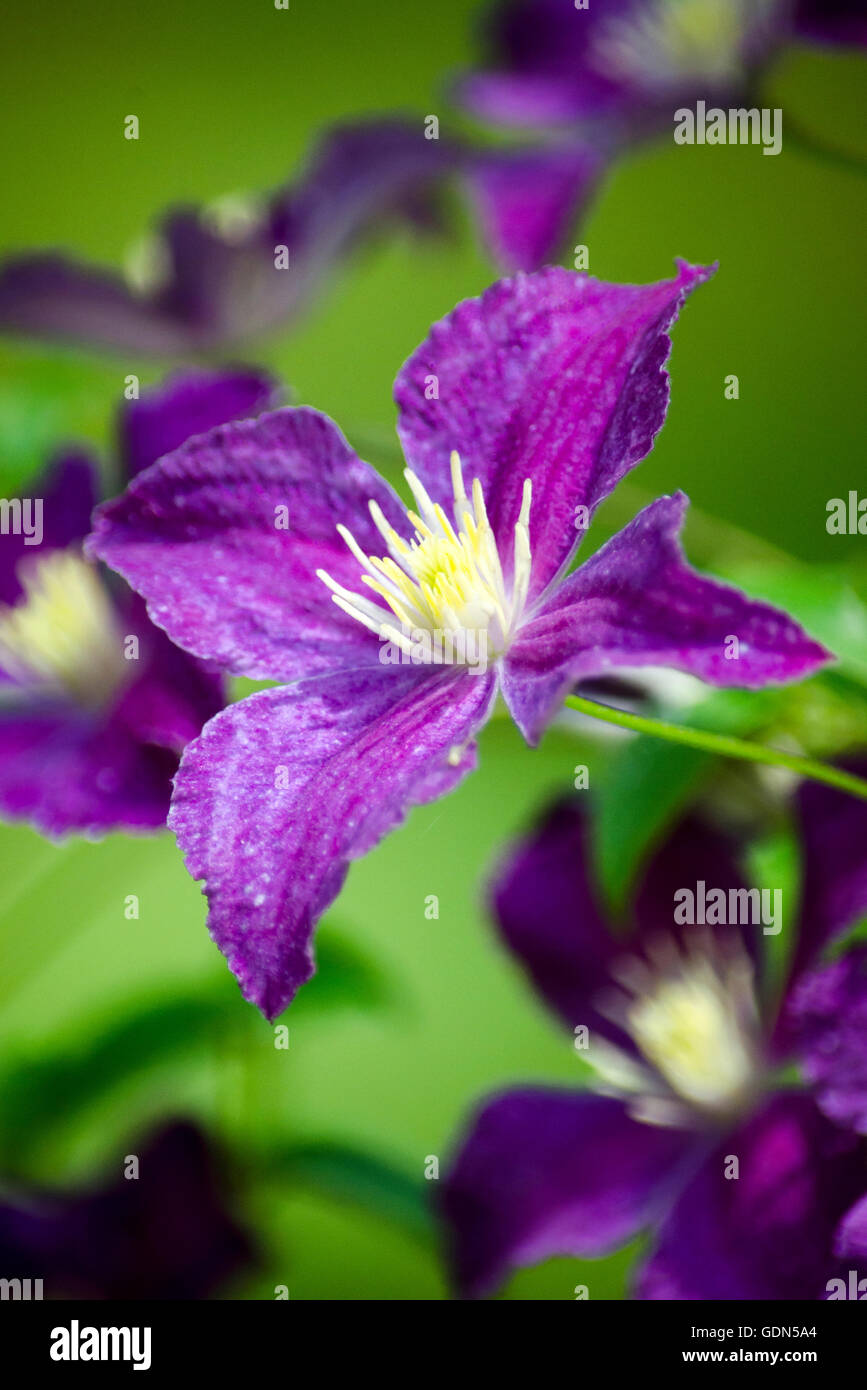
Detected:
[
  {"left": 563, "top": 694, "right": 867, "bottom": 801},
  {"left": 782, "top": 113, "right": 867, "bottom": 179}
]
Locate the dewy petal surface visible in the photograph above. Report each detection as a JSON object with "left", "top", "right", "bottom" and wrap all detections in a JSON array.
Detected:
[
  {"left": 440, "top": 1089, "right": 694, "bottom": 1299},
  {"left": 169, "top": 664, "right": 497, "bottom": 1020},
  {"left": 88, "top": 408, "right": 407, "bottom": 682},
  {"left": 502, "top": 493, "right": 830, "bottom": 744},
  {"left": 636, "top": 1094, "right": 867, "bottom": 1300},
  {"left": 395, "top": 262, "right": 713, "bottom": 603}
]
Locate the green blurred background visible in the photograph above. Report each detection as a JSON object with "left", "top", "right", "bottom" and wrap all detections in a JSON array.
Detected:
[{"left": 0, "top": 0, "right": 864, "bottom": 1299}]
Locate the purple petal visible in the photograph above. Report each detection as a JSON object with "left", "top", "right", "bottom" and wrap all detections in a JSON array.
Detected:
[
  {"left": 119, "top": 367, "right": 280, "bottom": 480},
  {"left": 636, "top": 1093, "right": 867, "bottom": 1300},
  {"left": 788, "top": 766, "right": 867, "bottom": 979},
  {"left": 465, "top": 144, "right": 604, "bottom": 271},
  {"left": 795, "top": 0, "right": 867, "bottom": 46},
  {"left": 0, "top": 453, "right": 99, "bottom": 604},
  {"left": 835, "top": 1194, "right": 867, "bottom": 1263},
  {"left": 457, "top": 0, "right": 633, "bottom": 128},
  {"left": 169, "top": 664, "right": 497, "bottom": 1020},
  {"left": 786, "top": 948, "right": 867, "bottom": 1135},
  {"left": 0, "top": 255, "right": 195, "bottom": 356},
  {"left": 0, "top": 587, "right": 224, "bottom": 838},
  {"left": 88, "top": 408, "right": 407, "bottom": 682},
  {"left": 502, "top": 493, "right": 830, "bottom": 744},
  {"left": 441, "top": 1088, "right": 694, "bottom": 1298},
  {"left": 0, "top": 1121, "right": 254, "bottom": 1299},
  {"left": 0, "top": 702, "right": 179, "bottom": 837},
  {"left": 491, "top": 799, "right": 754, "bottom": 1048},
  {"left": 395, "top": 262, "right": 713, "bottom": 604},
  {"left": 110, "top": 590, "right": 226, "bottom": 754}
]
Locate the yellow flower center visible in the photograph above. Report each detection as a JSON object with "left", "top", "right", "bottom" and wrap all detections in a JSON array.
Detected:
[
  {"left": 0, "top": 550, "right": 127, "bottom": 708},
  {"left": 593, "top": 0, "right": 770, "bottom": 92},
  {"left": 317, "top": 452, "right": 533, "bottom": 665},
  {"left": 590, "top": 933, "right": 761, "bottom": 1125}
]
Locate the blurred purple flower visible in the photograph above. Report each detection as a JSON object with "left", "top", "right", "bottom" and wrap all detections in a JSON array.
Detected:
[
  {"left": 0, "top": 1120, "right": 254, "bottom": 1299},
  {"left": 0, "top": 366, "right": 277, "bottom": 837},
  {"left": 88, "top": 264, "right": 827, "bottom": 1019},
  {"left": 461, "top": 0, "right": 865, "bottom": 132},
  {"left": 440, "top": 777, "right": 867, "bottom": 1298},
  {"left": 456, "top": 0, "right": 867, "bottom": 262},
  {"left": 0, "top": 121, "right": 456, "bottom": 357}
]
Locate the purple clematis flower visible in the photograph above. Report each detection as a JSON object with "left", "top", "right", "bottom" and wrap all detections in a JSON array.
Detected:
[
  {"left": 0, "top": 121, "right": 456, "bottom": 357},
  {"left": 461, "top": 0, "right": 866, "bottom": 133},
  {"left": 457, "top": 0, "right": 867, "bottom": 265},
  {"left": 87, "top": 263, "right": 828, "bottom": 1021},
  {"left": 0, "top": 366, "right": 276, "bottom": 837},
  {"left": 0, "top": 1120, "right": 255, "bottom": 1299},
  {"left": 440, "top": 777, "right": 867, "bottom": 1299}
]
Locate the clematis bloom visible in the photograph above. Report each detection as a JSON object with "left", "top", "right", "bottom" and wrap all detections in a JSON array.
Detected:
[
  {"left": 440, "top": 780, "right": 867, "bottom": 1299},
  {"left": 461, "top": 0, "right": 867, "bottom": 133},
  {"left": 0, "top": 367, "right": 276, "bottom": 836},
  {"left": 457, "top": 0, "right": 867, "bottom": 266},
  {"left": 88, "top": 264, "right": 828, "bottom": 1019}
]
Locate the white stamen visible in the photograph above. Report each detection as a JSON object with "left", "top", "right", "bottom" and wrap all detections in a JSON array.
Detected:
[{"left": 317, "top": 452, "right": 534, "bottom": 666}]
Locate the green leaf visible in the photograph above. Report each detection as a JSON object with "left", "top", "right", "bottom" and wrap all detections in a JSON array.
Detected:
[
  {"left": 0, "top": 933, "right": 387, "bottom": 1171},
  {"left": 0, "top": 991, "right": 229, "bottom": 1172},
  {"left": 265, "top": 1140, "right": 432, "bottom": 1241}
]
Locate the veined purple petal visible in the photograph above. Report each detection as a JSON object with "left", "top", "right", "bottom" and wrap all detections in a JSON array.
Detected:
[
  {"left": 786, "top": 948, "right": 867, "bottom": 1136},
  {"left": 502, "top": 494, "right": 829, "bottom": 744},
  {"left": 465, "top": 144, "right": 604, "bottom": 272},
  {"left": 636, "top": 1093, "right": 867, "bottom": 1300},
  {"left": 0, "top": 453, "right": 99, "bottom": 605},
  {"left": 88, "top": 408, "right": 407, "bottom": 682},
  {"left": 441, "top": 1088, "right": 694, "bottom": 1299},
  {"left": 169, "top": 664, "right": 497, "bottom": 1020},
  {"left": 395, "top": 262, "right": 713, "bottom": 603},
  {"left": 119, "top": 367, "right": 280, "bottom": 480}
]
